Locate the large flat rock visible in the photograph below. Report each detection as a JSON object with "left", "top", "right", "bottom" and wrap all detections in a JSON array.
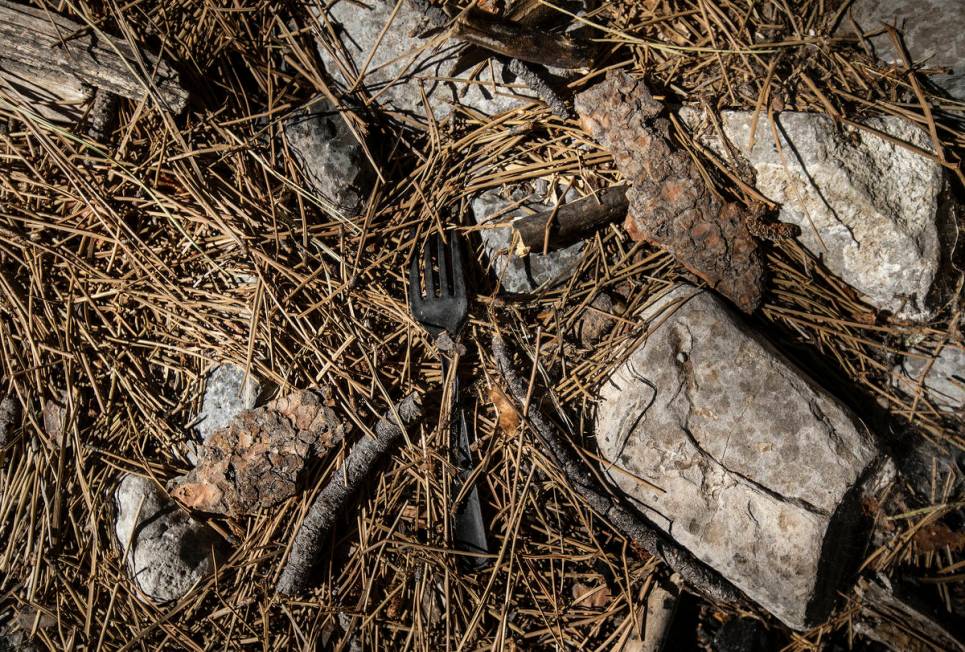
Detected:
[
  {"left": 682, "top": 109, "right": 956, "bottom": 321},
  {"left": 315, "top": 0, "right": 564, "bottom": 121},
  {"left": 596, "top": 285, "right": 887, "bottom": 629}
]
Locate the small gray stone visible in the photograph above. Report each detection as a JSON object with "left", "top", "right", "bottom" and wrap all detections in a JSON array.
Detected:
[
  {"left": 114, "top": 475, "right": 223, "bottom": 601},
  {"left": 840, "top": 0, "right": 965, "bottom": 100},
  {"left": 894, "top": 346, "right": 964, "bottom": 414},
  {"left": 596, "top": 284, "right": 887, "bottom": 629},
  {"left": 0, "top": 394, "right": 18, "bottom": 446},
  {"left": 114, "top": 474, "right": 225, "bottom": 603},
  {"left": 681, "top": 109, "right": 956, "bottom": 321},
  {"left": 196, "top": 364, "right": 259, "bottom": 441},
  {"left": 471, "top": 183, "right": 584, "bottom": 295},
  {"left": 315, "top": 0, "right": 567, "bottom": 121},
  {"left": 283, "top": 101, "right": 372, "bottom": 217}
]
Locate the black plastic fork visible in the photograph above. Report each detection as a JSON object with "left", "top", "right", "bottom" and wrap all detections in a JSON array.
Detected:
[{"left": 408, "top": 231, "right": 488, "bottom": 569}]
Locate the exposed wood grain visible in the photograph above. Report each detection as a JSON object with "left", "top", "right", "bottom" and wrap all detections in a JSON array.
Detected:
[{"left": 0, "top": 0, "right": 187, "bottom": 116}]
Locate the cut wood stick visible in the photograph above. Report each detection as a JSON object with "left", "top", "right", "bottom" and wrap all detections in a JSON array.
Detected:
[
  {"left": 513, "top": 184, "right": 629, "bottom": 253},
  {"left": 452, "top": 6, "right": 596, "bottom": 70},
  {"left": 0, "top": 0, "right": 187, "bottom": 114},
  {"left": 275, "top": 392, "right": 423, "bottom": 596},
  {"left": 491, "top": 335, "right": 744, "bottom": 605}
]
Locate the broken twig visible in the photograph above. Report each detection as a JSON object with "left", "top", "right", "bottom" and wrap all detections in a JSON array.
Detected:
[
  {"left": 491, "top": 335, "right": 744, "bottom": 604},
  {"left": 453, "top": 6, "right": 596, "bottom": 70},
  {"left": 275, "top": 393, "right": 423, "bottom": 596},
  {"left": 513, "top": 184, "right": 629, "bottom": 252}
]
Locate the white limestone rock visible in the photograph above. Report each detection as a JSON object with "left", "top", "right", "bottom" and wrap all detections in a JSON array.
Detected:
[
  {"left": 315, "top": 0, "right": 572, "bottom": 121},
  {"left": 681, "top": 109, "right": 957, "bottom": 321},
  {"left": 114, "top": 474, "right": 225, "bottom": 603},
  {"left": 471, "top": 183, "right": 584, "bottom": 295},
  {"left": 596, "top": 284, "right": 888, "bottom": 629},
  {"left": 196, "top": 364, "right": 260, "bottom": 442},
  {"left": 283, "top": 100, "right": 372, "bottom": 216}
]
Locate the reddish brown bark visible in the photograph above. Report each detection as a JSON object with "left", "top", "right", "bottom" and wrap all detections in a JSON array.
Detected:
[{"left": 575, "top": 71, "right": 764, "bottom": 313}]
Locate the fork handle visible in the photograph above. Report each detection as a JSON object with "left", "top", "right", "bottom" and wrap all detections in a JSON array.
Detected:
[{"left": 440, "top": 355, "right": 489, "bottom": 568}]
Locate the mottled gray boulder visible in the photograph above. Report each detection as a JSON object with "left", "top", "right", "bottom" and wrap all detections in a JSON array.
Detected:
[
  {"left": 196, "top": 364, "right": 260, "bottom": 441},
  {"left": 894, "top": 346, "right": 964, "bottom": 414},
  {"left": 840, "top": 0, "right": 965, "bottom": 100},
  {"left": 471, "top": 183, "right": 584, "bottom": 295},
  {"left": 596, "top": 285, "right": 888, "bottom": 629},
  {"left": 682, "top": 109, "right": 956, "bottom": 321},
  {"left": 114, "top": 474, "right": 225, "bottom": 603},
  {"left": 283, "top": 102, "right": 372, "bottom": 216},
  {"left": 315, "top": 0, "right": 568, "bottom": 121}
]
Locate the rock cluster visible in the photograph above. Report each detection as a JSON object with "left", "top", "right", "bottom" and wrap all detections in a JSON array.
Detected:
[{"left": 596, "top": 284, "right": 889, "bottom": 629}]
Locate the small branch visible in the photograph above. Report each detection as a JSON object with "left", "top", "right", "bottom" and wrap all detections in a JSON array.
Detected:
[
  {"left": 275, "top": 393, "right": 423, "bottom": 596},
  {"left": 491, "top": 335, "right": 744, "bottom": 605},
  {"left": 513, "top": 184, "right": 629, "bottom": 253},
  {"left": 452, "top": 6, "right": 596, "bottom": 70},
  {"left": 507, "top": 59, "right": 568, "bottom": 118}
]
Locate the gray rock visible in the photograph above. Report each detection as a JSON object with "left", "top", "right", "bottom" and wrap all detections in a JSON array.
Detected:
[
  {"left": 0, "top": 394, "right": 18, "bottom": 446},
  {"left": 283, "top": 101, "right": 372, "bottom": 216},
  {"left": 840, "top": 0, "right": 965, "bottom": 100},
  {"left": 894, "top": 346, "right": 964, "bottom": 414},
  {"left": 114, "top": 474, "right": 225, "bottom": 603},
  {"left": 596, "top": 285, "right": 887, "bottom": 629},
  {"left": 471, "top": 183, "right": 585, "bottom": 295},
  {"left": 196, "top": 364, "right": 260, "bottom": 441},
  {"left": 315, "top": 0, "right": 565, "bottom": 121},
  {"left": 682, "top": 109, "right": 955, "bottom": 321}
]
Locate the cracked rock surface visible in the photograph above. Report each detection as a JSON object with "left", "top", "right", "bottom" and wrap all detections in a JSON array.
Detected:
[
  {"left": 315, "top": 0, "right": 556, "bottom": 121},
  {"left": 596, "top": 284, "right": 886, "bottom": 629},
  {"left": 114, "top": 474, "right": 225, "bottom": 604},
  {"left": 283, "top": 101, "right": 372, "bottom": 217},
  {"left": 171, "top": 390, "right": 347, "bottom": 517},
  {"left": 681, "top": 109, "right": 956, "bottom": 321},
  {"left": 472, "top": 182, "right": 584, "bottom": 295}
]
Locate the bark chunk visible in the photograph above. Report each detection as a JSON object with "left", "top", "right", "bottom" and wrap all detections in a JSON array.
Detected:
[
  {"left": 171, "top": 390, "right": 347, "bottom": 517},
  {"left": 575, "top": 72, "right": 764, "bottom": 313}
]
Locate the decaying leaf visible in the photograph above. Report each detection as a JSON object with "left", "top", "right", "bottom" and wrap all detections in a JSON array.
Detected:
[
  {"left": 170, "top": 390, "right": 347, "bottom": 516},
  {"left": 572, "top": 582, "right": 612, "bottom": 608},
  {"left": 575, "top": 71, "right": 766, "bottom": 313},
  {"left": 489, "top": 385, "right": 520, "bottom": 433}
]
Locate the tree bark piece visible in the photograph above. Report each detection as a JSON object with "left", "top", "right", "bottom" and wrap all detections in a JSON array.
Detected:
[
  {"left": 513, "top": 184, "right": 629, "bottom": 253},
  {"left": 275, "top": 393, "right": 423, "bottom": 596},
  {"left": 490, "top": 335, "right": 744, "bottom": 605},
  {"left": 0, "top": 0, "right": 187, "bottom": 119},
  {"left": 575, "top": 71, "right": 764, "bottom": 313}
]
